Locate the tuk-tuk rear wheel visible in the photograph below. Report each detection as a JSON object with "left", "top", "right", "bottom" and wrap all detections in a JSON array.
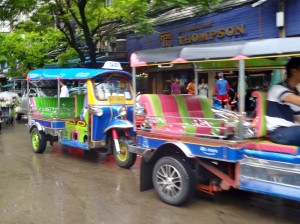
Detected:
[
  {"left": 31, "top": 128, "right": 47, "bottom": 154},
  {"left": 152, "top": 155, "right": 195, "bottom": 206},
  {"left": 113, "top": 136, "right": 136, "bottom": 169}
]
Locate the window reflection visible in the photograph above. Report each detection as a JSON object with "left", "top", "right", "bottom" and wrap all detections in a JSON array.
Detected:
[{"left": 93, "top": 75, "right": 132, "bottom": 100}]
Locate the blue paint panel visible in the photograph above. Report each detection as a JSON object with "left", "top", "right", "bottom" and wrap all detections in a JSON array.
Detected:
[
  {"left": 243, "top": 149, "right": 300, "bottom": 164},
  {"left": 286, "top": 0, "right": 300, "bottom": 36},
  {"left": 35, "top": 119, "right": 52, "bottom": 128},
  {"left": 127, "top": 2, "right": 278, "bottom": 55},
  {"left": 239, "top": 178, "right": 300, "bottom": 201},
  {"left": 137, "top": 135, "right": 242, "bottom": 161},
  {"left": 34, "top": 119, "right": 66, "bottom": 129},
  {"left": 52, "top": 121, "right": 66, "bottom": 129},
  {"left": 28, "top": 68, "right": 132, "bottom": 81},
  {"left": 91, "top": 105, "right": 134, "bottom": 141},
  {"left": 92, "top": 107, "right": 111, "bottom": 141},
  {"left": 60, "top": 140, "right": 89, "bottom": 150},
  {"left": 127, "top": 106, "right": 134, "bottom": 123}
]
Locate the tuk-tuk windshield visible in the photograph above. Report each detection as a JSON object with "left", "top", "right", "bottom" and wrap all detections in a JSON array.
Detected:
[{"left": 93, "top": 75, "right": 132, "bottom": 101}]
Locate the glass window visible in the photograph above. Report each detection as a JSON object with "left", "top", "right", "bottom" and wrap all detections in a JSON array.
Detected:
[{"left": 93, "top": 75, "right": 132, "bottom": 101}]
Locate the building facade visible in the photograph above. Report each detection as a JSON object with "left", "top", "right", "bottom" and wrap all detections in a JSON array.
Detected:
[{"left": 126, "top": 0, "right": 300, "bottom": 97}]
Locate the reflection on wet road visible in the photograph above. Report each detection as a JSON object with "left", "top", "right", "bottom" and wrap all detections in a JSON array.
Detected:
[{"left": 0, "top": 121, "right": 299, "bottom": 224}]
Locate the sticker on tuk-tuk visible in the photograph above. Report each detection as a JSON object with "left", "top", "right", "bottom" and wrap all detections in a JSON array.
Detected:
[{"left": 108, "top": 96, "right": 126, "bottom": 104}]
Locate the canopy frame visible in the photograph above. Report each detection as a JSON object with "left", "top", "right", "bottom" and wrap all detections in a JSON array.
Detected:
[{"left": 131, "top": 37, "right": 300, "bottom": 138}]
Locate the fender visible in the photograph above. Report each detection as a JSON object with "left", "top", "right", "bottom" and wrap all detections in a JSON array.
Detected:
[
  {"left": 29, "top": 121, "right": 44, "bottom": 133},
  {"left": 157, "top": 141, "right": 195, "bottom": 158},
  {"left": 104, "top": 120, "right": 133, "bottom": 133}
]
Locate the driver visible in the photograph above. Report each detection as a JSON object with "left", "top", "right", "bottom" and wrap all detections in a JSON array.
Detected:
[{"left": 266, "top": 57, "right": 300, "bottom": 145}]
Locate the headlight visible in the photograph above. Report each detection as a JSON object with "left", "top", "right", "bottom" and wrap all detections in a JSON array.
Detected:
[
  {"left": 136, "top": 103, "right": 144, "bottom": 115},
  {"left": 90, "top": 106, "right": 103, "bottom": 116},
  {"left": 118, "top": 106, "right": 127, "bottom": 117}
]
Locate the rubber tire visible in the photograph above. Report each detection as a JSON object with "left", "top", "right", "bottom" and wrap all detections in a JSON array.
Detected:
[
  {"left": 113, "top": 136, "right": 137, "bottom": 169},
  {"left": 152, "top": 155, "right": 195, "bottom": 206},
  {"left": 31, "top": 128, "right": 47, "bottom": 154},
  {"left": 15, "top": 113, "right": 22, "bottom": 121}
]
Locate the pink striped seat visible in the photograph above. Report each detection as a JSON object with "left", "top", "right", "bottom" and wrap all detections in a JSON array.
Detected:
[{"left": 138, "top": 94, "right": 229, "bottom": 137}]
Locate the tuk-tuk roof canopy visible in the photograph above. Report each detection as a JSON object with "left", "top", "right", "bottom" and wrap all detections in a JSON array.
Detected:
[
  {"left": 27, "top": 68, "right": 132, "bottom": 81},
  {"left": 130, "top": 37, "right": 300, "bottom": 68}
]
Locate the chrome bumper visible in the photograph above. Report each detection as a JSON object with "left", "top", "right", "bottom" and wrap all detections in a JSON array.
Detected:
[{"left": 128, "top": 145, "right": 154, "bottom": 159}]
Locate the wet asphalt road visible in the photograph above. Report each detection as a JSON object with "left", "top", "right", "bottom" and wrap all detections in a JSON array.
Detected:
[{"left": 0, "top": 120, "right": 299, "bottom": 224}]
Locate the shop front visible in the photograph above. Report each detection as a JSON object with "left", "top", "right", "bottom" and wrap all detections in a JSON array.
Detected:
[{"left": 127, "top": 0, "right": 290, "bottom": 96}]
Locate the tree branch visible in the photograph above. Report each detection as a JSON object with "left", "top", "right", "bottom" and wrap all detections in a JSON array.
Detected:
[
  {"left": 98, "top": 23, "right": 122, "bottom": 38},
  {"left": 65, "top": 0, "right": 84, "bottom": 28},
  {"left": 91, "top": 20, "right": 122, "bottom": 36}
]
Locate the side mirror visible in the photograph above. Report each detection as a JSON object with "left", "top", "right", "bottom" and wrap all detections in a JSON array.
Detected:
[{"left": 90, "top": 106, "right": 103, "bottom": 116}]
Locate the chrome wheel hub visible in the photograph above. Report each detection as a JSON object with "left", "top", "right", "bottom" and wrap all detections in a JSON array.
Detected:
[{"left": 156, "top": 164, "right": 182, "bottom": 197}]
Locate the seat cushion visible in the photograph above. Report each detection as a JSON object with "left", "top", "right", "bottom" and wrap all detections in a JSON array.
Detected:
[
  {"left": 244, "top": 140, "right": 298, "bottom": 155},
  {"left": 139, "top": 94, "right": 230, "bottom": 137}
]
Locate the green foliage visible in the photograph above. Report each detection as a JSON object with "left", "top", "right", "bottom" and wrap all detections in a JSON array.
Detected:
[
  {"left": 1, "top": 0, "right": 221, "bottom": 69},
  {"left": 0, "top": 29, "right": 64, "bottom": 76},
  {"left": 0, "top": 0, "right": 37, "bottom": 21},
  {"left": 151, "top": 0, "right": 220, "bottom": 9},
  {"left": 57, "top": 48, "right": 79, "bottom": 67}
]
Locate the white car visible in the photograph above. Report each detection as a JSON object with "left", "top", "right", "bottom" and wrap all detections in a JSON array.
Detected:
[{"left": 16, "top": 87, "right": 56, "bottom": 120}]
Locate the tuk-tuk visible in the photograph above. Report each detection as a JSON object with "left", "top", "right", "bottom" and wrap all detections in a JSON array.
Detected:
[
  {"left": 27, "top": 61, "right": 136, "bottom": 168},
  {"left": 129, "top": 37, "right": 300, "bottom": 205}
]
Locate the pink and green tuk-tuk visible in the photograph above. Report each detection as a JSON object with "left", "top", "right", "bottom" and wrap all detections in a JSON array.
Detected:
[{"left": 129, "top": 37, "right": 300, "bottom": 205}]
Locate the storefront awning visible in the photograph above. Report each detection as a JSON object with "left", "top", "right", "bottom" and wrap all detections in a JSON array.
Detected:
[{"left": 130, "top": 37, "right": 300, "bottom": 68}]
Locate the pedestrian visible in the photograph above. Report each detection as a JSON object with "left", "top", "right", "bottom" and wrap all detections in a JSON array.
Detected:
[
  {"left": 228, "top": 80, "right": 237, "bottom": 111},
  {"left": 186, "top": 79, "right": 195, "bottom": 95},
  {"left": 181, "top": 82, "right": 188, "bottom": 94},
  {"left": 198, "top": 78, "right": 208, "bottom": 96},
  {"left": 171, "top": 78, "right": 181, "bottom": 94},
  {"left": 214, "top": 72, "right": 230, "bottom": 109},
  {"left": 267, "top": 57, "right": 300, "bottom": 145},
  {"left": 60, "top": 81, "right": 69, "bottom": 97}
]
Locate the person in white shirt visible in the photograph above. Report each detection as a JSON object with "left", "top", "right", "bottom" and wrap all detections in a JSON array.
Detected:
[
  {"left": 198, "top": 78, "right": 208, "bottom": 96},
  {"left": 267, "top": 57, "right": 300, "bottom": 145},
  {"left": 60, "top": 81, "right": 69, "bottom": 97}
]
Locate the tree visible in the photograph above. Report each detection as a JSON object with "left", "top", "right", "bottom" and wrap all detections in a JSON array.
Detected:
[
  {"left": 0, "top": 0, "right": 37, "bottom": 22},
  {"left": 0, "top": 28, "right": 64, "bottom": 76},
  {"left": 2, "top": 0, "right": 221, "bottom": 68},
  {"left": 36, "top": 0, "right": 221, "bottom": 67}
]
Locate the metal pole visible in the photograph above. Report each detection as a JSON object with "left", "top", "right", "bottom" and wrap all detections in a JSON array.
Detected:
[
  {"left": 238, "top": 59, "right": 245, "bottom": 140},
  {"left": 193, "top": 63, "right": 198, "bottom": 95},
  {"left": 78, "top": 81, "right": 81, "bottom": 94},
  {"left": 278, "top": 0, "right": 286, "bottom": 38},
  {"left": 57, "top": 80, "right": 61, "bottom": 120},
  {"left": 132, "top": 67, "right": 137, "bottom": 132},
  {"left": 26, "top": 78, "right": 30, "bottom": 119}
]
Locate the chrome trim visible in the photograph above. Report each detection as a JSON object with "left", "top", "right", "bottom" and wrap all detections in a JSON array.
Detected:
[
  {"left": 104, "top": 123, "right": 133, "bottom": 133},
  {"left": 88, "top": 141, "right": 106, "bottom": 148},
  {"left": 240, "top": 176, "right": 300, "bottom": 190},
  {"left": 128, "top": 145, "right": 154, "bottom": 159},
  {"left": 164, "top": 141, "right": 195, "bottom": 158}
]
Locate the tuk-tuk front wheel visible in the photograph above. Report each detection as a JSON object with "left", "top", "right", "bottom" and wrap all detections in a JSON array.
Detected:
[
  {"left": 31, "top": 128, "right": 47, "bottom": 154},
  {"left": 113, "top": 136, "right": 136, "bottom": 169}
]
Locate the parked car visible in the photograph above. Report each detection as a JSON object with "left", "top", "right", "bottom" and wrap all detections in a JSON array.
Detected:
[{"left": 16, "top": 82, "right": 57, "bottom": 120}]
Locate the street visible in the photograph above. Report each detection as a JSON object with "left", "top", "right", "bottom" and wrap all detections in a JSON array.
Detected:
[{"left": 0, "top": 120, "right": 299, "bottom": 224}]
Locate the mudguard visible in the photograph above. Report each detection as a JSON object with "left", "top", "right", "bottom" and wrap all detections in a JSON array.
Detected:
[
  {"left": 29, "top": 121, "right": 44, "bottom": 133},
  {"left": 104, "top": 120, "right": 133, "bottom": 133}
]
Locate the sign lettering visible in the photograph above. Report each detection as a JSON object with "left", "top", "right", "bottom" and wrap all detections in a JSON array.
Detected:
[
  {"left": 108, "top": 96, "right": 126, "bottom": 104},
  {"left": 159, "top": 23, "right": 245, "bottom": 47}
]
